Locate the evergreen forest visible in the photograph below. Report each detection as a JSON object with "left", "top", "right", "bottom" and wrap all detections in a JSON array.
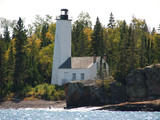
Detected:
[{"left": 0, "top": 12, "right": 160, "bottom": 101}]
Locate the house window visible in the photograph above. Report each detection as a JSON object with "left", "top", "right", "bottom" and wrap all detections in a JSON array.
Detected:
[
  {"left": 72, "top": 73, "right": 76, "bottom": 81},
  {"left": 64, "top": 72, "right": 68, "bottom": 80},
  {"left": 81, "top": 73, "right": 85, "bottom": 80}
]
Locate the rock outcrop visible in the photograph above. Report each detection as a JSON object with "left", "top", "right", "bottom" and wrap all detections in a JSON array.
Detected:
[
  {"left": 98, "top": 99, "right": 160, "bottom": 111},
  {"left": 64, "top": 64, "right": 160, "bottom": 108},
  {"left": 126, "top": 64, "right": 160, "bottom": 100},
  {"left": 64, "top": 79, "right": 126, "bottom": 108}
]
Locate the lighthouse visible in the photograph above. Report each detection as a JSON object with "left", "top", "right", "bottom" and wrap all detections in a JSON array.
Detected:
[
  {"left": 51, "top": 9, "right": 72, "bottom": 85},
  {"left": 51, "top": 9, "right": 109, "bottom": 86}
]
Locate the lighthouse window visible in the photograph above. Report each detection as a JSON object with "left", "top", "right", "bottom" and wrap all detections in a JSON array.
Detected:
[
  {"left": 61, "top": 11, "right": 65, "bottom": 15},
  {"left": 72, "top": 73, "right": 76, "bottom": 81},
  {"left": 61, "top": 10, "right": 68, "bottom": 15}
]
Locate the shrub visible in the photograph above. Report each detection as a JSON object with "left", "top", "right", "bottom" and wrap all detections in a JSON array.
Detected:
[
  {"left": 58, "top": 90, "right": 65, "bottom": 100},
  {"left": 103, "top": 77, "right": 115, "bottom": 92},
  {"left": 23, "top": 85, "right": 32, "bottom": 93},
  {"left": 4, "top": 83, "right": 65, "bottom": 101},
  {"left": 35, "top": 86, "right": 39, "bottom": 92}
]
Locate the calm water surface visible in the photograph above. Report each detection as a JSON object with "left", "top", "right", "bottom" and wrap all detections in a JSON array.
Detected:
[{"left": 0, "top": 107, "right": 160, "bottom": 120}]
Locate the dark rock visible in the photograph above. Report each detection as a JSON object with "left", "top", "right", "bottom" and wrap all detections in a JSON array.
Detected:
[
  {"left": 126, "top": 69, "right": 148, "bottom": 98},
  {"left": 126, "top": 64, "right": 160, "bottom": 100},
  {"left": 98, "top": 99, "right": 160, "bottom": 111},
  {"left": 109, "top": 81, "right": 126, "bottom": 104},
  {"left": 64, "top": 79, "right": 126, "bottom": 108},
  {"left": 98, "top": 103, "right": 160, "bottom": 111},
  {"left": 145, "top": 65, "right": 160, "bottom": 96}
]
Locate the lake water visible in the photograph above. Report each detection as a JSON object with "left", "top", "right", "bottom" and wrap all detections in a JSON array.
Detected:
[{"left": 0, "top": 107, "right": 160, "bottom": 120}]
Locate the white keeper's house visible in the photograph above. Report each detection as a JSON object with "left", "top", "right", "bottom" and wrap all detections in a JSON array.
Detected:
[{"left": 51, "top": 9, "right": 109, "bottom": 86}]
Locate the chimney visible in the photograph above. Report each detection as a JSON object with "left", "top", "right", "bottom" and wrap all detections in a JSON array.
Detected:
[{"left": 93, "top": 54, "right": 96, "bottom": 63}]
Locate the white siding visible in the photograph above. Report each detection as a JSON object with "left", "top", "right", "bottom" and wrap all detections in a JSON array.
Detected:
[
  {"left": 51, "top": 20, "right": 71, "bottom": 85},
  {"left": 57, "top": 57, "right": 110, "bottom": 86},
  {"left": 89, "top": 58, "right": 100, "bottom": 80},
  {"left": 58, "top": 68, "right": 89, "bottom": 85}
]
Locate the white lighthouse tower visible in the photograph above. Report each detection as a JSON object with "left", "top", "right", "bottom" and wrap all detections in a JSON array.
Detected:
[{"left": 51, "top": 9, "right": 72, "bottom": 85}]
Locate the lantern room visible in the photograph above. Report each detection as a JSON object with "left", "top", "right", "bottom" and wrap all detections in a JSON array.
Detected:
[{"left": 60, "top": 9, "right": 68, "bottom": 20}]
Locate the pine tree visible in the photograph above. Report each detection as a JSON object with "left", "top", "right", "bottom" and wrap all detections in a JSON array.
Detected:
[
  {"left": 107, "top": 12, "right": 115, "bottom": 29},
  {"left": 13, "top": 17, "right": 27, "bottom": 91},
  {"left": 3, "top": 26, "right": 10, "bottom": 50},
  {"left": 151, "top": 28, "right": 156, "bottom": 35},
  {"left": 154, "top": 34, "right": 160, "bottom": 63},
  {"left": 41, "top": 23, "right": 50, "bottom": 47},
  {"left": 146, "top": 38, "right": 152, "bottom": 65},
  {"left": 25, "top": 34, "right": 42, "bottom": 86},
  {"left": 115, "top": 20, "right": 129, "bottom": 83},
  {"left": 72, "top": 12, "right": 92, "bottom": 56},
  {"left": 91, "top": 17, "right": 104, "bottom": 56},
  {"left": 72, "top": 23, "right": 80, "bottom": 56},
  {"left": 0, "top": 38, "right": 5, "bottom": 101},
  {"left": 139, "top": 34, "right": 148, "bottom": 68},
  {"left": 5, "top": 42, "right": 15, "bottom": 82},
  {"left": 139, "top": 20, "right": 149, "bottom": 68},
  {"left": 77, "top": 31, "right": 88, "bottom": 56}
]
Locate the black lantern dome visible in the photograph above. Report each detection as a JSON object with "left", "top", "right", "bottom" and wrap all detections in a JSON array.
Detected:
[{"left": 60, "top": 9, "right": 68, "bottom": 20}]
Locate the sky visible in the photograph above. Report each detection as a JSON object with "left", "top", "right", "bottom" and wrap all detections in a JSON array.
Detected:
[{"left": 0, "top": 0, "right": 160, "bottom": 31}]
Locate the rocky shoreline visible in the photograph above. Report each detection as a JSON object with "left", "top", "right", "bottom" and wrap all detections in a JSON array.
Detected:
[
  {"left": 0, "top": 99, "right": 160, "bottom": 111},
  {"left": 97, "top": 99, "right": 160, "bottom": 111},
  {"left": 0, "top": 100, "right": 66, "bottom": 109}
]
